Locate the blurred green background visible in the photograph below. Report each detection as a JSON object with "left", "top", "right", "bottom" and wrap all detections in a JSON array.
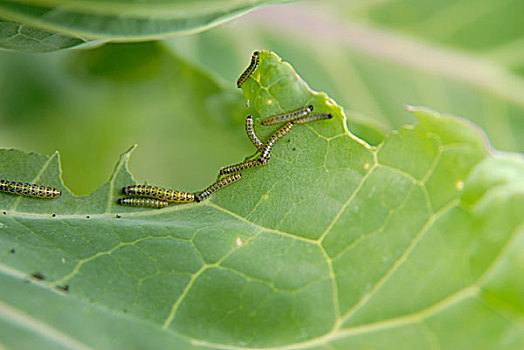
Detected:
[{"left": 1, "top": 0, "right": 523, "bottom": 194}]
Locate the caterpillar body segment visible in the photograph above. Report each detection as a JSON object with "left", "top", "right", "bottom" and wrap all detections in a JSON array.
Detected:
[
  {"left": 260, "top": 122, "right": 294, "bottom": 160},
  {"left": 261, "top": 105, "right": 314, "bottom": 126},
  {"left": 245, "top": 115, "right": 264, "bottom": 151},
  {"left": 117, "top": 197, "right": 169, "bottom": 208},
  {"left": 237, "top": 51, "right": 260, "bottom": 88},
  {"left": 196, "top": 173, "right": 242, "bottom": 202},
  {"left": 292, "top": 113, "right": 333, "bottom": 124},
  {"left": 220, "top": 158, "right": 268, "bottom": 175},
  {"left": 0, "top": 179, "right": 61, "bottom": 199},
  {"left": 122, "top": 185, "right": 195, "bottom": 203}
]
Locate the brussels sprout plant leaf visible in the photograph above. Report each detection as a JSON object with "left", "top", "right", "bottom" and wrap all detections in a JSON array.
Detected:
[
  {"left": 0, "top": 18, "right": 89, "bottom": 52},
  {"left": 0, "top": 0, "right": 291, "bottom": 52},
  {"left": 0, "top": 51, "right": 523, "bottom": 349}
]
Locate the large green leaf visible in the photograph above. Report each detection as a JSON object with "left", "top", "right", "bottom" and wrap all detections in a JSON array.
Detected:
[
  {"left": 1, "top": 51, "right": 523, "bottom": 349},
  {"left": 0, "top": 0, "right": 290, "bottom": 52},
  {"left": 0, "top": 19, "right": 91, "bottom": 52},
  {"left": 168, "top": 1, "right": 524, "bottom": 153}
]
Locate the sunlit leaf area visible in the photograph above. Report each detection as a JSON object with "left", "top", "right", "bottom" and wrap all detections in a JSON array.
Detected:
[{"left": 0, "top": 1, "right": 523, "bottom": 349}]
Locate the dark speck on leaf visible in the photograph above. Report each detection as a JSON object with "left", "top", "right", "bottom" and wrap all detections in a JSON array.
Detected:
[
  {"left": 56, "top": 284, "right": 69, "bottom": 293},
  {"left": 31, "top": 272, "right": 45, "bottom": 280},
  {"left": 9, "top": 248, "right": 15, "bottom": 254},
  {"left": 115, "top": 214, "right": 121, "bottom": 219},
  {"left": 86, "top": 216, "right": 90, "bottom": 219},
  {"left": 52, "top": 214, "right": 56, "bottom": 218}
]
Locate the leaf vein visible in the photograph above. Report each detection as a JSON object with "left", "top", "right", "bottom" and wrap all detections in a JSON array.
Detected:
[
  {"left": 0, "top": 300, "right": 95, "bottom": 350},
  {"left": 338, "top": 198, "right": 459, "bottom": 325}
]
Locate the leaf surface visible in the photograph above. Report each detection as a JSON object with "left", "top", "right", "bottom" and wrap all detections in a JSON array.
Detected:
[
  {"left": 0, "top": 18, "right": 90, "bottom": 52},
  {"left": 0, "top": 0, "right": 290, "bottom": 51},
  {"left": 0, "top": 51, "right": 523, "bottom": 349}
]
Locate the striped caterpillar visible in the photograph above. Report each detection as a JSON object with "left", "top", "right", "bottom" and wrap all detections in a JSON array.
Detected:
[{"left": 0, "top": 180, "right": 61, "bottom": 199}]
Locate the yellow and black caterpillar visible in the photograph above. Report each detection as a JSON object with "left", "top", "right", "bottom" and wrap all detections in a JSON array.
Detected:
[
  {"left": 117, "top": 197, "right": 169, "bottom": 208},
  {"left": 245, "top": 115, "right": 264, "bottom": 151},
  {"left": 260, "top": 122, "right": 294, "bottom": 160},
  {"left": 261, "top": 105, "right": 314, "bottom": 126},
  {"left": 0, "top": 179, "right": 61, "bottom": 199},
  {"left": 197, "top": 174, "right": 242, "bottom": 202},
  {"left": 220, "top": 158, "right": 268, "bottom": 175},
  {"left": 292, "top": 112, "right": 333, "bottom": 124},
  {"left": 122, "top": 185, "right": 196, "bottom": 203},
  {"left": 237, "top": 51, "right": 260, "bottom": 88}
]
